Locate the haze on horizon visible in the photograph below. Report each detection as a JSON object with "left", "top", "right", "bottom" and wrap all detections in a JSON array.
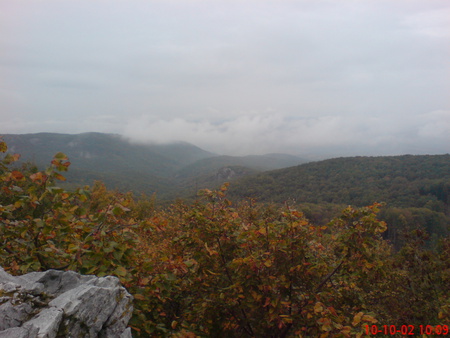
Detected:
[{"left": 1, "top": 0, "right": 449, "bottom": 157}]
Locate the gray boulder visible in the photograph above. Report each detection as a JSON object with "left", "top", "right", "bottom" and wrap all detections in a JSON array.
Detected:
[{"left": 0, "top": 267, "right": 133, "bottom": 337}]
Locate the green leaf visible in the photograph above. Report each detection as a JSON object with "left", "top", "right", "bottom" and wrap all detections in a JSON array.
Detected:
[
  {"left": 114, "top": 266, "right": 128, "bottom": 277},
  {"left": 112, "top": 206, "right": 124, "bottom": 216},
  {"left": 54, "top": 152, "right": 68, "bottom": 160}
]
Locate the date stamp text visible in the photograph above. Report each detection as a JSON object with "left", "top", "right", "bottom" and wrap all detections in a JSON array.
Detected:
[{"left": 366, "top": 324, "right": 449, "bottom": 335}]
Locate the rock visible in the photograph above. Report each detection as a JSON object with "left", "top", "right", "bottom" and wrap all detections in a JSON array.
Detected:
[
  {"left": 217, "top": 167, "right": 236, "bottom": 181},
  {"left": 0, "top": 266, "right": 133, "bottom": 337}
]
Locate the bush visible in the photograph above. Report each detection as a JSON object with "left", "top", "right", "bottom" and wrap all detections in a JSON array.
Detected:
[{"left": 1, "top": 139, "right": 448, "bottom": 337}]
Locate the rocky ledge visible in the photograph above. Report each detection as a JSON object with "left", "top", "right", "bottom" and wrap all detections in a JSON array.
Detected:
[{"left": 0, "top": 267, "right": 133, "bottom": 337}]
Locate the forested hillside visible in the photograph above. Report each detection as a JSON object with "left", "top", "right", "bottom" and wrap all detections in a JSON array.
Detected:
[
  {"left": 173, "top": 154, "right": 304, "bottom": 197},
  {"left": 2, "top": 133, "right": 304, "bottom": 199},
  {"left": 4, "top": 134, "right": 449, "bottom": 245},
  {"left": 229, "top": 155, "right": 450, "bottom": 247},
  {"left": 176, "top": 153, "right": 304, "bottom": 179},
  {"left": 1, "top": 140, "right": 449, "bottom": 337},
  {"left": 2, "top": 132, "right": 214, "bottom": 196},
  {"left": 229, "top": 155, "right": 450, "bottom": 208}
]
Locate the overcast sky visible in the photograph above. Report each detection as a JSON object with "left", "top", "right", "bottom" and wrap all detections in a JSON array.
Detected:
[{"left": 1, "top": 0, "right": 449, "bottom": 156}]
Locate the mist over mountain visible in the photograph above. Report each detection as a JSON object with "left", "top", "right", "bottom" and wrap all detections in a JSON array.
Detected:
[
  {"left": 1, "top": 132, "right": 305, "bottom": 199},
  {"left": 2, "top": 1, "right": 449, "bottom": 158},
  {"left": 3, "top": 132, "right": 213, "bottom": 175}
]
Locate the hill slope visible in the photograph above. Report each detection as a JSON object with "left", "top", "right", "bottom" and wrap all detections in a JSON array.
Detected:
[
  {"left": 229, "top": 155, "right": 450, "bottom": 210},
  {"left": 176, "top": 154, "right": 304, "bottom": 178},
  {"left": 173, "top": 153, "right": 305, "bottom": 196},
  {"left": 2, "top": 132, "right": 215, "bottom": 197},
  {"left": 1, "top": 133, "right": 304, "bottom": 199},
  {"left": 3, "top": 132, "right": 214, "bottom": 176}
]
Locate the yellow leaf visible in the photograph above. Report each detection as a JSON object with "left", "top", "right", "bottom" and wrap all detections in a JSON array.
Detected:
[
  {"left": 205, "top": 243, "right": 218, "bottom": 256},
  {"left": 341, "top": 326, "right": 351, "bottom": 334},
  {"left": 0, "top": 141, "right": 7, "bottom": 152},
  {"left": 314, "top": 302, "right": 324, "bottom": 313},
  {"left": 322, "top": 324, "right": 332, "bottom": 332},
  {"left": 362, "top": 314, "right": 378, "bottom": 323},
  {"left": 140, "top": 277, "right": 150, "bottom": 285},
  {"left": 352, "top": 312, "right": 364, "bottom": 326}
]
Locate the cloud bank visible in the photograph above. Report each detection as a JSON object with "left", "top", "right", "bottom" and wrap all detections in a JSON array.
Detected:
[
  {"left": 122, "top": 110, "right": 450, "bottom": 156},
  {"left": 0, "top": 0, "right": 449, "bottom": 157}
]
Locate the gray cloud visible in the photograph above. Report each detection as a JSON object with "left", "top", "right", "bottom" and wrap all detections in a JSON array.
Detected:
[
  {"left": 1, "top": 0, "right": 449, "bottom": 157},
  {"left": 122, "top": 110, "right": 450, "bottom": 156}
]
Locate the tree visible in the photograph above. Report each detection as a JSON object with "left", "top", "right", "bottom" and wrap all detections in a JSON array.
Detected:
[{"left": 1, "top": 139, "right": 448, "bottom": 337}]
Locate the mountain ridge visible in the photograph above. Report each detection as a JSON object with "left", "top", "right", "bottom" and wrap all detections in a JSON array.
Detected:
[
  {"left": 1, "top": 132, "right": 305, "bottom": 199},
  {"left": 228, "top": 154, "right": 450, "bottom": 209},
  {"left": 3, "top": 133, "right": 448, "bottom": 209}
]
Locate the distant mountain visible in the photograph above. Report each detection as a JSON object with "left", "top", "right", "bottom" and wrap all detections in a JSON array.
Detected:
[
  {"left": 3, "top": 132, "right": 213, "bottom": 175},
  {"left": 172, "top": 153, "right": 305, "bottom": 197},
  {"left": 176, "top": 153, "right": 304, "bottom": 179},
  {"left": 1, "top": 132, "right": 305, "bottom": 199},
  {"left": 228, "top": 154, "right": 450, "bottom": 209},
  {"left": 175, "top": 153, "right": 304, "bottom": 186},
  {"left": 2, "top": 133, "right": 215, "bottom": 197}
]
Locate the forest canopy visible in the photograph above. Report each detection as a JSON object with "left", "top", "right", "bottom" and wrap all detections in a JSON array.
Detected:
[{"left": 0, "top": 140, "right": 449, "bottom": 337}]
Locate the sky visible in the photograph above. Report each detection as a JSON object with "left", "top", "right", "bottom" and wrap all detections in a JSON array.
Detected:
[{"left": 1, "top": 0, "right": 449, "bottom": 157}]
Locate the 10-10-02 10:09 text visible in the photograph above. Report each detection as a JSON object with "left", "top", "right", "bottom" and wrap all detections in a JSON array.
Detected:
[{"left": 366, "top": 325, "right": 449, "bottom": 335}]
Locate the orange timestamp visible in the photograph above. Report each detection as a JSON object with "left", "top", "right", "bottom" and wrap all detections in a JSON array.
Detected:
[{"left": 365, "top": 324, "right": 449, "bottom": 335}]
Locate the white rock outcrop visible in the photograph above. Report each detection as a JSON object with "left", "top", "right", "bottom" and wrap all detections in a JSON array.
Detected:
[{"left": 0, "top": 267, "right": 133, "bottom": 337}]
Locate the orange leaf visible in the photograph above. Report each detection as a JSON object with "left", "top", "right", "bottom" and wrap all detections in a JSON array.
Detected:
[
  {"left": 134, "top": 294, "right": 146, "bottom": 301},
  {"left": 11, "top": 171, "right": 25, "bottom": 181},
  {"left": 30, "top": 172, "right": 47, "bottom": 183},
  {"left": 53, "top": 173, "right": 66, "bottom": 181}
]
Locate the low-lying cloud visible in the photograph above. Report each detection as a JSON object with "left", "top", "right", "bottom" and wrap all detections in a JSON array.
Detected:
[
  {"left": 1, "top": 0, "right": 449, "bottom": 158},
  {"left": 122, "top": 110, "right": 450, "bottom": 157}
]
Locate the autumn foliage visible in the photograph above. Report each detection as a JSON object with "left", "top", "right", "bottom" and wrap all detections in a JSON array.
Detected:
[{"left": 0, "top": 139, "right": 449, "bottom": 337}]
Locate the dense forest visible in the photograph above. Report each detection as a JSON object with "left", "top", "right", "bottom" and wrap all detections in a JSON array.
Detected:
[
  {"left": 1, "top": 140, "right": 449, "bottom": 337},
  {"left": 229, "top": 155, "right": 450, "bottom": 208},
  {"left": 229, "top": 155, "right": 450, "bottom": 249}
]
